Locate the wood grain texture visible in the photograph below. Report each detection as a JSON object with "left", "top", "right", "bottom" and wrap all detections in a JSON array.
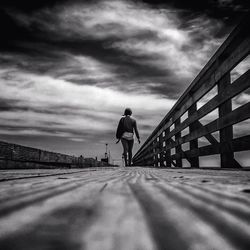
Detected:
[{"left": 0, "top": 168, "right": 250, "bottom": 250}]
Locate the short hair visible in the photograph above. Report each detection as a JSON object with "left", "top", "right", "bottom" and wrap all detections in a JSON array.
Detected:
[{"left": 124, "top": 108, "right": 132, "bottom": 116}]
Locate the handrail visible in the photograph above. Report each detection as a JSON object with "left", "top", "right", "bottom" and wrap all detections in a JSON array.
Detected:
[{"left": 133, "top": 13, "right": 250, "bottom": 168}]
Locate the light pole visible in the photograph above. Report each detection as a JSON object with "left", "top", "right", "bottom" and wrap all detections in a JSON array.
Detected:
[{"left": 105, "top": 143, "right": 108, "bottom": 159}]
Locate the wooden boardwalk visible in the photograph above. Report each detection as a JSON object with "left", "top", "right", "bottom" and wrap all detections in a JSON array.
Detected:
[{"left": 0, "top": 168, "right": 250, "bottom": 250}]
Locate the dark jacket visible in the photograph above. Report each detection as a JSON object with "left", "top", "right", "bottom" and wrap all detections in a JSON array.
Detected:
[{"left": 116, "top": 115, "right": 140, "bottom": 139}]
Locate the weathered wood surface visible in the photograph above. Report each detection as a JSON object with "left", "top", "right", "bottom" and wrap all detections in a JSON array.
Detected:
[
  {"left": 0, "top": 169, "right": 98, "bottom": 182},
  {"left": 0, "top": 168, "right": 250, "bottom": 250}
]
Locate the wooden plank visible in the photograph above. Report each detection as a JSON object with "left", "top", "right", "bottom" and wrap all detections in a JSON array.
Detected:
[
  {"left": 159, "top": 134, "right": 164, "bottom": 167},
  {"left": 0, "top": 168, "right": 250, "bottom": 250},
  {"left": 188, "top": 104, "right": 199, "bottom": 168},
  {"left": 197, "top": 121, "right": 219, "bottom": 145},
  {"left": 165, "top": 128, "right": 172, "bottom": 168},
  {"left": 169, "top": 138, "right": 192, "bottom": 165},
  {"left": 175, "top": 118, "right": 182, "bottom": 168},
  {"left": 218, "top": 73, "right": 235, "bottom": 168},
  {"left": 172, "top": 135, "right": 250, "bottom": 160},
  {"left": 165, "top": 102, "right": 250, "bottom": 150},
  {"left": 0, "top": 169, "right": 94, "bottom": 182}
]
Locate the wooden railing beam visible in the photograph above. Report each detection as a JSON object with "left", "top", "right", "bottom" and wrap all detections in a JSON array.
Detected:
[
  {"left": 188, "top": 104, "right": 200, "bottom": 168},
  {"left": 175, "top": 118, "right": 182, "bottom": 168},
  {"left": 218, "top": 73, "right": 239, "bottom": 168}
]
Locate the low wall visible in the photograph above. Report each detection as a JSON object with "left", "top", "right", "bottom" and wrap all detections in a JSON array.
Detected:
[{"left": 0, "top": 141, "right": 111, "bottom": 169}]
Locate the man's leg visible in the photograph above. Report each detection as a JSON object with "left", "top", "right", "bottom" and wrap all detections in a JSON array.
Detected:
[
  {"left": 128, "top": 139, "right": 134, "bottom": 166},
  {"left": 121, "top": 139, "right": 129, "bottom": 166}
]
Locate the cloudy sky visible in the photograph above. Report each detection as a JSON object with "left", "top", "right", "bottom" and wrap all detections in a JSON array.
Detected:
[{"left": 0, "top": 0, "right": 249, "bottom": 165}]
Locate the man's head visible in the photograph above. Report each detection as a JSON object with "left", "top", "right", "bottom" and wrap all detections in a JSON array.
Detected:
[{"left": 124, "top": 108, "right": 132, "bottom": 116}]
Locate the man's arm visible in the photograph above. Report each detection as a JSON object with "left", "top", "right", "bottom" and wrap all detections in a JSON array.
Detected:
[
  {"left": 116, "top": 118, "right": 124, "bottom": 139},
  {"left": 134, "top": 120, "right": 140, "bottom": 143}
]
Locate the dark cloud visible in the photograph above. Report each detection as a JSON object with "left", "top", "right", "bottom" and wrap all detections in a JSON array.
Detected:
[
  {"left": 0, "top": 100, "right": 15, "bottom": 111},
  {"left": 0, "top": 0, "right": 68, "bottom": 12},
  {"left": 142, "top": 0, "right": 250, "bottom": 18},
  {"left": 1, "top": 0, "right": 245, "bottom": 90}
]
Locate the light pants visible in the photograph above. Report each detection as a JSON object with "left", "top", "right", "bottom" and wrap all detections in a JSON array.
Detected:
[{"left": 121, "top": 138, "right": 134, "bottom": 166}]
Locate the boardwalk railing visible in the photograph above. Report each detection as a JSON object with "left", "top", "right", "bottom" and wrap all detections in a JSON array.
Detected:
[{"left": 133, "top": 14, "right": 250, "bottom": 168}]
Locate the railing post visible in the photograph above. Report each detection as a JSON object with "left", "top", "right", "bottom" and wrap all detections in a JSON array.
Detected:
[
  {"left": 153, "top": 140, "right": 157, "bottom": 167},
  {"left": 159, "top": 133, "right": 164, "bottom": 167},
  {"left": 218, "top": 73, "right": 234, "bottom": 168},
  {"left": 165, "top": 128, "right": 171, "bottom": 168},
  {"left": 156, "top": 137, "right": 159, "bottom": 167},
  {"left": 188, "top": 103, "right": 199, "bottom": 168},
  {"left": 175, "top": 118, "right": 182, "bottom": 168},
  {"left": 148, "top": 143, "right": 154, "bottom": 166}
]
